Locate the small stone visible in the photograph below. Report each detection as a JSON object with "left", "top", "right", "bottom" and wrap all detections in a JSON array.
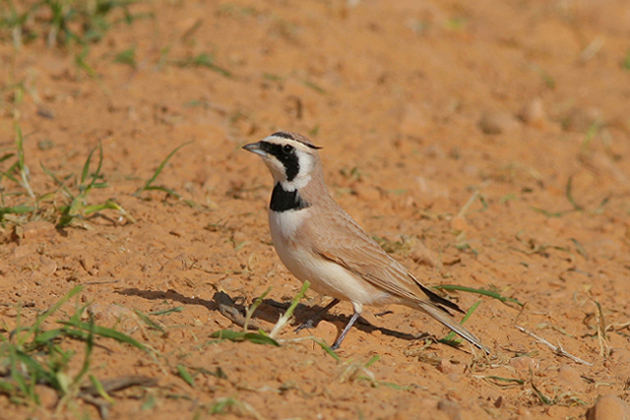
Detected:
[
  {"left": 450, "top": 215, "right": 468, "bottom": 233},
  {"left": 415, "top": 176, "right": 449, "bottom": 199},
  {"left": 509, "top": 356, "right": 539, "bottom": 372},
  {"left": 400, "top": 104, "right": 430, "bottom": 138},
  {"left": 586, "top": 394, "right": 630, "bottom": 420},
  {"left": 410, "top": 242, "right": 438, "bottom": 267},
  {"left": 609, "top": 347, "right": 630, "bottom": 362},
  {"left": 437, "top": 359, "right": 454, "bottom": 374},
  {"left": 232, "top": 231, "right": 247, "bottom": 244},
  {"left": 22, "top": 220, "right": 55, "bottom": 240},
  {"left": 519, "top": 98, "right": 548, "bottom": 130},
  {"left": 80, "top": 254, "right": 95, "bottom": 273},
  {"left": 12, "top": 245, "right": 32, "bottom": 259},
  {"left": 446, "top": 388, "right": 464, "bottom": 400},
  {"left": 314, "top": 320, "right": 338, "bottom": 346},
  {"left": 89, "top": 303, "right": 134, "bottom": 323},
  {"left": 438, "top": 399, "right": 462, "bottom": 420},
  {"left": 353, "top": 183, "right": 381, "bottom": 201},
  {"left": 3, "top": 308, "right": 18, "bottom": 318},
  {"left": 38, "top": 255, "right": 57, "bottom": 275},
  {"left": 35, "top": 384, "right": 58, "bottom": 408},
  {"left": 447, "top": 373, "right": 461, "bottom": 383},
  {"left": 478, "top": 112, "right": 519, "bottom": 135},
  {"left": 557, "top": 365, "right": 586, "bottom": 393},
  {"left": 561, "top": 107, "right": 602, "bottom": 132}
]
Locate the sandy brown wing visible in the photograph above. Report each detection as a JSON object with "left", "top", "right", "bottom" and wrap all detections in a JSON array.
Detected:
[{"left": 307, "top": 205, "right": 427, "bottom": 303}]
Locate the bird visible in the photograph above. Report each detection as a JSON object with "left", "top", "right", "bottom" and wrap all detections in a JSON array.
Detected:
[{"left": 243, "top": 131, "right": 487, "bottom": 352}]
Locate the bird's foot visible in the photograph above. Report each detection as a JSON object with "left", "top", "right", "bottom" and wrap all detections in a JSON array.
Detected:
[{"left": 294, "top": 319, "right": 315, "bottom": 333}]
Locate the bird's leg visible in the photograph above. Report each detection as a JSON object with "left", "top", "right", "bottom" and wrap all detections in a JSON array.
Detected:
[
  {"left": 331, "top": 311, "right": 361, "bottom": 350},
  {"left": 295, "top": 298, "right": 340, "bottom": 332}
]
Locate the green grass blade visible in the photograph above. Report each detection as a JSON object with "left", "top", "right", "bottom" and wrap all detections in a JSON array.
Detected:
[
  {"left": 86, "top": 143, "right": 104, "bottom": 190},
  {"left": 14, "top": 123, "right": 35, "bottom": 198},
  {"left": 565, "top": 176, "right": 583, "bottom": 211},
  {"left": 435, "top": 284, "right": 523, "bottom": 307},
  {"left": 33, "top": 328, "right": 64, "bottom": 346},
  {"left": 0, "top": 152, "right": 15, "bottom": 164},
  {"left": 81, "top": 144, "right": 98, "bottom": 185},
  {"left": 176, "top": 364, "right": 195, "bottom": 388},
  {"left": 0, "top": 204, "right": 35, "bottom": 216},
  {"left": 312, "top": 339, "right": 339, "bottom": 361},
  {"left": 132, "top": 141, "right": 192, "bottom": 197},
  {"left": 25, "top": 285, "right": 83, "bottom": 341},
  {"left": 269, "top": 281, "right": 310, "bottom": 339},
  {"left": 210, "top": 329, "right": 280, "bottom": 346},
  {"left": 9, "top": 346, "right": 31, "bottom": 399},
  {"left": 89, "top": 374, "right": 115, "bottom": 404},
  {"left": 142, "top": 185, "right": 182, "bottom": 198},
  {"left": 83, "top": 199, "right": 124, "bottom": 216},
  {"left": 0, "top": 380, "right": 14, "bottom": 393},
  {"left": 149, "top": 306, "right": 184, "bottom": 316},
  {"left": 243, "top": 286, "right": 271, "bottom": 331},
  {"left": 0, "top": 162, "right": 20, "bottom": 184},
  {"left": 528, "top": 205, "right": 569, "bottom": 218},
  {"left": 439, "top": 300, "right": 481, "bottom": 346},
  {"left": 531, "top": 382, "right": 553, "bottom": 405},
  {"left": 365, "top": 355, "right": 380, "bottom": 368},
  {"left": 479, "top": 375, "right": 525, "bottom": 387},
  {"left": 134, "top": 309, "right": 165, "bottom": 333},
  {"left": 72, "top": 313, "right": 96, "bottom": 388},
  {"left": 40, "top": 162, "right": 75, "bottom": 199},
  {"left": 15, "top": 350, "right": 60, "bottom": 391},
  {"left": 59, "top": 320, "right": 147, "bottom": 351}
]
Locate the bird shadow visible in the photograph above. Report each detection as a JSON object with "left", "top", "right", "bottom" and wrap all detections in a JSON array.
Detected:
[
  {"left": 116, "top": 288, "right": 423, "bottom": 344},
  {"left": 285, "top": 300, "right": 422, "bottom": 343}
]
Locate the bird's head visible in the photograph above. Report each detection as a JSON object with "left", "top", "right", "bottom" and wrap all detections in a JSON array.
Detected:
[{"left": 243, "top": 132, "right": 322, "bottom": 191}]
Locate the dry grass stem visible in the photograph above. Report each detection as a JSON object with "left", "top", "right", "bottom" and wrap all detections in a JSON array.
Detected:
[{"left": 514, "top": 324, "right": 592, "bottom": 366}]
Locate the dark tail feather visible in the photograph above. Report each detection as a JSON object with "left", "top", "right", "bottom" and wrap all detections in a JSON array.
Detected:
[
  {"left": 410, "top": 274, "right": 465, "bottom": 314},
  {"left": 417, "top": 300, "right": 490, "bottom": 354}
]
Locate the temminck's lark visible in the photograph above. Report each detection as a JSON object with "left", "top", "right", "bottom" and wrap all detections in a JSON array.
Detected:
[{"left": 243, "top": 131, "right": 487, "bottom": 351}]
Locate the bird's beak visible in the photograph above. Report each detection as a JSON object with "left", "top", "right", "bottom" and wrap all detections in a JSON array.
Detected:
[{"left": 242, "top": 142, "right": 267, "bottom": 157}]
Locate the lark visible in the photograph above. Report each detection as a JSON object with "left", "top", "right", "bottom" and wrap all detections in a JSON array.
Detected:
[{"left": 243, "top": 131, "right": 487, "bottom": 351}]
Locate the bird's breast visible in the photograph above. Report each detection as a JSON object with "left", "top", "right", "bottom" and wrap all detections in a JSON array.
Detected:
[
  {"left": 268, "top": 208, "right": 316, "bottom": 283},
  {"left": 268, "top": 208, "right": 310, "bottom": 245}
]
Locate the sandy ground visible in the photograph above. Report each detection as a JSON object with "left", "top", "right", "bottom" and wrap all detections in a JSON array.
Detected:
[{"left": 1, "top": 0, "right": 630, "bottom": 419}]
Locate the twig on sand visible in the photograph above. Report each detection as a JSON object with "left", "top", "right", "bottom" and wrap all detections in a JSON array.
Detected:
[{"left": 514, "top": 324, "right": 592, "bottom": 366}]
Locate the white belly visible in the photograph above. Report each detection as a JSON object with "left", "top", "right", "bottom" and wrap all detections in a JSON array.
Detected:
[{"left": 268, "top": 209, "right": 390, "bottom": 309}]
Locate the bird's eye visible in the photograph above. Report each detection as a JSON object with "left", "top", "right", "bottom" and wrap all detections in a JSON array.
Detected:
[{"left": 282, "top": 144, "right": 294, "bottom": 154}]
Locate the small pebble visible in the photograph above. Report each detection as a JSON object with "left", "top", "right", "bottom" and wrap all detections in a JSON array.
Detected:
[
  {"left": 437, "top": 359, "right": 453, "bottom": 374},
  {"left": 438, "top": 399, "right": 462, "bottom": 420},
  {"left": 557, "top": 365, "right": 586, "bottom": 393},
  {"left": 35, "top": 384, "right": 58, "bottom": 409},
  {"left": 509, "top": 356, "right": 539, "bottom": 372},
  {"left": 519, "top": 98, "right": 548, "bottom": 129},
  {"left": 478, "top": 112, "right": 519, "bottom": 135},
  {"left": 450, "top": 215, "right": 468, "bottom": 233},
  {"left": 400, "top": 104, "right": 430, "bottom": 137},
  {"left": 353, "top": 183, "right": 381, "bottom": 201},
  {"left": 586, "top": 394, "right": 630, "bottom": 420}
]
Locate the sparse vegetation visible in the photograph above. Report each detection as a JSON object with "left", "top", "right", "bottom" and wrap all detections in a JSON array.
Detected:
[
  {"left": 0, "top": 125, "right": 132, "bottom": 228},
  {"left": 173, "top": 53, "right": 232, "bottom": 77},
  {"left": 132, "top": 141, "right": 194, "bottom": 205},
  {"left": 0, "top": 0, "right": 149, "bottom": 49},
  {"left": 0, "top": 286, "right": 151, "bottom": 410}
]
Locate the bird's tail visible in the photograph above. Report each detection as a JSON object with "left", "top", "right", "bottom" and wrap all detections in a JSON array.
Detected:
[{"left": 417, "top": 300, "right": 490, "bottom": 354}]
